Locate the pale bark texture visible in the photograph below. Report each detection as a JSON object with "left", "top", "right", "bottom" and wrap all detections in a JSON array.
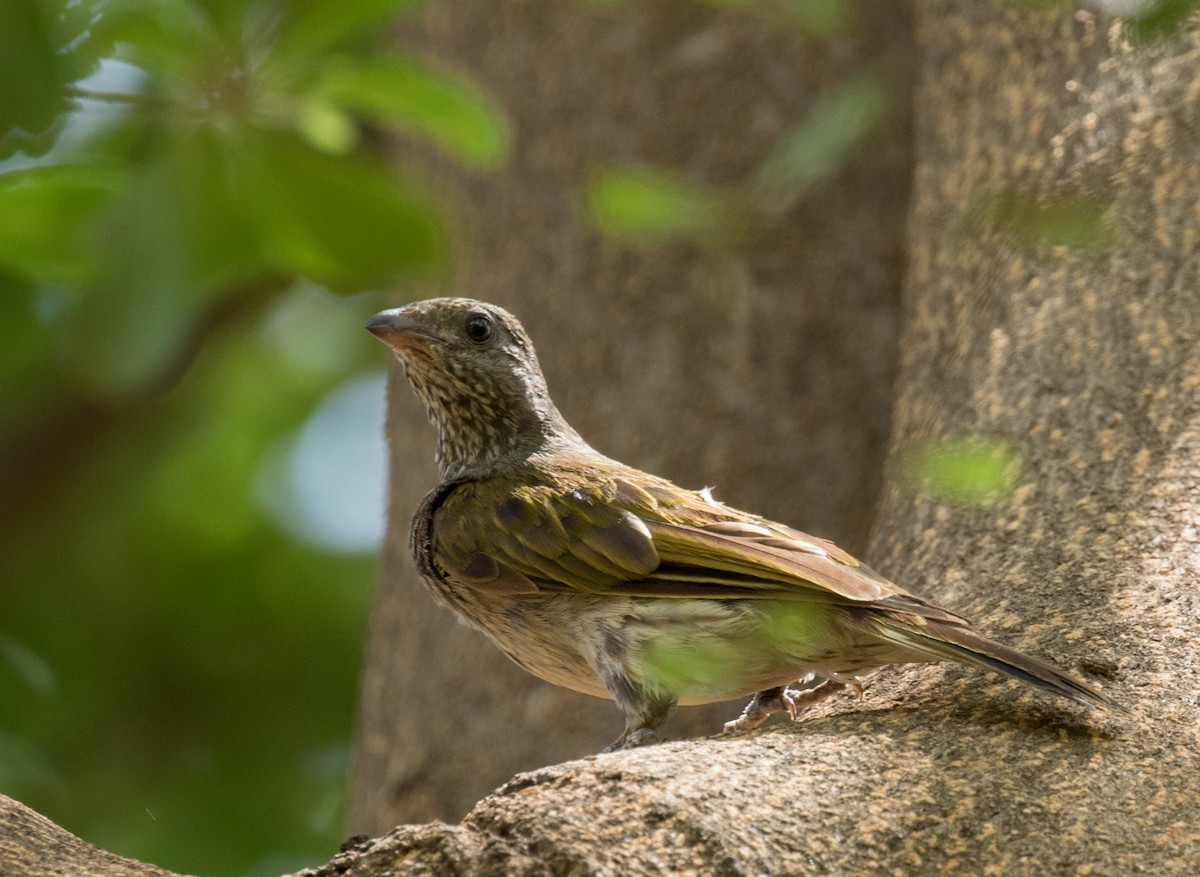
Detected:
[
  {"left": 350, "top": 0, "right": 913, "bottom": 830},
  {"left": 0, "top": 795, "right": 180, "bottom": 877},
  {"left": 6, "top": 3, "right": 1200, "bottom": 877}
]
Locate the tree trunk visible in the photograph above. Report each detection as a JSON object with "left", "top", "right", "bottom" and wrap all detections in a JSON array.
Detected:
[
  {"left": 344, "top": 0, "right": 1200, "bottom": 868},
  {"left": 0, "top": 796, "right": 179, "bottom": 877},
  {"left": 350, "top": 0, "right": 914, "bottom": 830},
  {"left": 6, "top": 3, "right": 1199, "bottom": 877}
]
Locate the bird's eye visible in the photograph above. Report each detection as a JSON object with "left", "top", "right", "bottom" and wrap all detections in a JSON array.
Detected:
[{"left": 465, "top": 313, "right": 495, "bottom": 345}]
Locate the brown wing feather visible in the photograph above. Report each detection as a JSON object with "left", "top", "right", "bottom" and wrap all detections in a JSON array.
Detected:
[
  {"left": 428, "top": 465, "right": 968, "bottom": 628},
  {"left": 432, "top": 479, "right": 659, "bottom": 593},
  {"left": 631, "top": 519, "right": 970, "bottom": 626}
]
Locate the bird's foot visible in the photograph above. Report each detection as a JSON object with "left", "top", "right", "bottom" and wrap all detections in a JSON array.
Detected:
[
  {"left": 724, "top": 678, "right": 853, "bottom": 735},
  {"left": 723, "top": 685, "right": 796, "bottom": 734},
  {"left": 782, "top": 679, "right": 848, "bottom": 718},
  {"left": 602, "top": 727, "right": 659, "bottom": 753}
]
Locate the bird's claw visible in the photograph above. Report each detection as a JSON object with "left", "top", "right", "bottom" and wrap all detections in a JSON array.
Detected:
[
  {"left": 603, "top": 727, "right": 659, "bottom": 752},
  {"left": 783, "top": 679, "right": 849, "bottom": 717},
  {"left": 724, "top": 678, "right": 860, "bottom": 735},
  {"left": 781, "top": 687, "right": 804, "bottom": 721},
  {"left": 723, "top": 685, "right": 804, "bottom": 734},
  {"left": 723, "top": 703, "right": 773, "bottom": 734}
]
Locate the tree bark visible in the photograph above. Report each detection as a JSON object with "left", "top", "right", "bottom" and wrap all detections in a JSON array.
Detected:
[
  {"left": 352, "top": 0, "right": 913, "bottom": 830},
  {"left": 0, "top": 795, "right": 181, "bottom": 877}
]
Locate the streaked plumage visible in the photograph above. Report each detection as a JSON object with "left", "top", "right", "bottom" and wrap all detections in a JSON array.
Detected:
[{"left": 367, "top": 298, "right": 1121, "bottom": 750}]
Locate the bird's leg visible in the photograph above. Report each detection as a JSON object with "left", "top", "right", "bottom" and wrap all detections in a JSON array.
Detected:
[
  {"left": 782, "top": 679, "right": 848, "bottom": 716},
  {"left": 602, "top": 695, "right": 676, "bottom": 753},
  {"left": 723, "top": 677, "right": 850, "bottom": 734},
  {"left": 847, "top": 677, "right": 865, "bottom": 700},
  {"left": 723, "top": 686, "right": 789, "bottom": 734},
  {"left": 597, "top": 636, "right": 676, "bottom": 753}
]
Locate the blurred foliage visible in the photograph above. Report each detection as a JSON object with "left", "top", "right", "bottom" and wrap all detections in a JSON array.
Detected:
[
  {"left": 585, "top": 58, "right": 896, "bottom": 250},
  {"left": 1010, "top": 0, "right": 1200, "bottom": 39},
  {"left": 775, "top": 0, "right": 859, "bottom": 38},
  {"left": 751, "top": 67, "right": 894, "bottom": 215},
  {"left": 311, "top": 56, "right": 510, "bottom": 168},
  {"left": 585, "top": 165, "right": 729, "bottom": 245},
  {"left": 0, "top": 0, "right": 509, "bottom": 874},
  {"left": 903, "top": 435, "right": 1028, "bottom": 508},
  {"left": 1121, "top": 0, "right": 1200, "bottom": 41},
  {"left": 585, "top": 64, "right": 895, "bottom": 248},
  {"left": 1, "top": 288, "right": 382, "bottom": 877},
  {"left": 584, "top": 0, "right": 1190, "bottom": 257},
  {"left": 986, "top": 189, "right": 1117, "bottom": 256}
]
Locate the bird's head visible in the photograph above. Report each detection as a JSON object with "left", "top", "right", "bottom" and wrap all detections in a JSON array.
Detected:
[{"left": 367, "top": 298, "right": 581, "bottom": 477}]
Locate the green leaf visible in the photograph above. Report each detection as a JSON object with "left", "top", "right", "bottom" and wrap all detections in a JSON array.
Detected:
[
  {"left": 98, "top": 0, "right": 215, "bottom": 74},
  {"left": 778, "top": 0, "right": 858, "bottom": 38},
  {"left": 267, "top": 0, "right": 421, "bottom": 71},
  {"left": 0, "top": 166, "right": 123, "bottom": 280},
  {"left": 751, "top": 67, "right": 894, "bottom": 214},
  {"left": 0, "top": 0, "right": 66, "bottom": 156},
  {"left": 313, "top": 54, "right": 512, "bottom": 169},
  {"left": 44, "top": 124, "right": 445, "bottom": 395},
  {"left": 0, "top": 276, "right": 59, "bottom": 416},
  {"left": 586, "top": 165, "right": 725, "bottom": 245},
  {"left": 93, "top": 127, "right": 265, "bottom": 293},
  {"left": 0, "top": 634, "right": 57, "bottom": 696},
  {"left": 987, "top": 189, "right": 1116, "bottom": 255},
  {"left": 242, "top": 131, "right": 448, "bottom": 290},
  {"left": 55, "top": 128, "right": 269, "bottom": 398},
  {"left": 904, "top": 434, "right": 1026, "bottom": 508},
  {"left": 298, "top": 99, "right": 360, "bottom": 154},
  {"left": 0, "top": 0, "right": 110, "bottom": 157},
  {"left": 1125, "top": 0, "right": 1200, "bottom": 42}
]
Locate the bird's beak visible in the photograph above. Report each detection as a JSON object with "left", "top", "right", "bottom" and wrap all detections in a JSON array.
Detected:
[{"left": 366, "top": 308, "right": 435, "bottom": 348}]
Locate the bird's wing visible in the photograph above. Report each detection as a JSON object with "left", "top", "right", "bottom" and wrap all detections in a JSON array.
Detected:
[
  {"left": 432, "top": 477, "right": 660, "bottom": 595},
  {"left": 431, "top": 470, "right": 967, "bottom": 621}
]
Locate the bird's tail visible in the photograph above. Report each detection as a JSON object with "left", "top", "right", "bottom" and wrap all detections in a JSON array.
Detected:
[{"left": 872, "top": 616, "right": 1126, "bottom": 712}]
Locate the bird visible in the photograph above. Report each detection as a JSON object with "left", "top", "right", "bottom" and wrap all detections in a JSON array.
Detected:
[{"left": 366, "top": 297, "right": 1122, "bottom": 751}]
